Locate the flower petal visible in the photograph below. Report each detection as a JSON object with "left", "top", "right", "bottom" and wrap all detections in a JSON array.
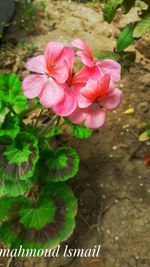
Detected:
[
  {"left": 98, "top": 74, "right": 110, "bottom": 97},
  {"left": 63, "top": 47, "right": 74, "bottom": 77},
  {"left": 72, "top": 39, "right": 93, "bottom": 58},
  {"left": 26, "top": 55, "right": 47, "bottom": 74},
  {"left": 53, "top": 85, "right": 77, "bottom": 116},
  {"left": 22, "top": 75, "right": 46, "bottom": 99},
  {"left": 44, "top": 41, "right": 64, "bottom": 70},
  {"left": 72, "top": 39, "right": 94, "bottom": 67},
  {"left": 98, "top": 88, "right": 122, "bottom": 111},
  {"left": 85, "top": 109, "right": 106, "bottom": 129},
  {"left": 73, "top": 66, "right": 100, "bottom": 84},
  {"left": 98, "top": 59, "right": 121, "bottom": 82},
  {"left": 76, "top": 51, "right": 94, "bottom": 67},
  {"left": 79, "top": 79, "right": 99, "bottom": 105},
  {"left": 77, "top": 94, "right": 92, "bottom": 108},
  {"left": 39, "top": 78, "right": 65, "bottom": 108},
  {"left": 69, "top": 107, "right": 87, "bottom": 124},
  {"left": 51, "top": 62, "right": 68, "bottom": 84}
]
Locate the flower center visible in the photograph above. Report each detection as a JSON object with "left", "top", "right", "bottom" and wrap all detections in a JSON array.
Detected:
[{"left": 89, "top": 102, "right": 103, "bottom": 111}]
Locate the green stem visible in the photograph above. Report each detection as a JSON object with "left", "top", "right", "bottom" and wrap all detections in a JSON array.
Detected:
[
  {"left": 45, "top": 140, "right": 51, "bottom": 149},
  {"left": 39, "top": 114, "right": 58, "bottom": 137},
  {"left": 34, "top": 109, "right": 44, "bottom": 129},
  {"left": 55, "top": 116, "right": 61, "bottom": 127}
]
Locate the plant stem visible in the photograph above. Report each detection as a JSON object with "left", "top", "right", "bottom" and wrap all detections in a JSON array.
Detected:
[
  {"left": 39, "top": 114, "right": 58, "bottom": 137},
  {"left": 34, "top": 109, "right": 44, "bottom": 129}
]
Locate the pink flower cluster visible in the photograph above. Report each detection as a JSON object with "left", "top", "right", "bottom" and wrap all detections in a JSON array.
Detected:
[{"left": 23, "top": 39, "right": 122, "bottom": 129}]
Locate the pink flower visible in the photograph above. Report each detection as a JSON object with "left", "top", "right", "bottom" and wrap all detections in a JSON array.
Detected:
[
  {"left": 72, "top": 38, "right": 121, "bottom": 83},
  {"left": 22, "top": 41, "right": 69, "bottom": 108},
  {"left": 69, "top": 74, "right": 122, "bottom": 129},
  {"left": 53, "top": 47, "right": 88, "bottom": 116}
]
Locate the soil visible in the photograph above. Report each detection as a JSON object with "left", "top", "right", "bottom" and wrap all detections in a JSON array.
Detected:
[{"left": 0, "top": 0, "right": 150, "bottom": 267}]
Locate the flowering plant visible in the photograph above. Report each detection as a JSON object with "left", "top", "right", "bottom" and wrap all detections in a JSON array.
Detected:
[{"left": 0, "top": 39, "right": 122, "bottom": 249}]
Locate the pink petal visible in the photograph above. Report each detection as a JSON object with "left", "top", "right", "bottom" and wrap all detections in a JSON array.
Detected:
[
  {"left": 39, "top": 78, "right": 65, "bottom": 108},
  {"left": 53, "top": 85, "right": 77, "bottom": 116},
  {"left": 85, "top": 109, "right": 106, "bottom": 129},
  {"left": 98, "top": 59, "right": 121, "bottom": 82},
  {"left": 69, "top": 107, "right": 87, "bottom": 124},
  {"left": 26, "top": 55, "right": 47, "bottom": 74},
  {"left": 76, "top": 51, "right": 94, "bottom": 67},
  {"left": 63, "top": 47, "right": 74, "bottom": 77},
  {"left": 73, "top": 66, "right": 100, "bottom": 84},
  {"left": 79, "top": 79, "right": 99, "bottom": 107},
  {"left": 51, "top": 62, "right": 68, "bottom": 84},
  {"left": 98, "top": 74, "right": 110, "bottom": 97},
  {"left": 98, "top": 88, "right": 122, "bottom": 111},
  {"left": 77, "top": 93, "right": 92, "bottom": 108},
  {"left": 71, "top": 39, "right": 93, "bottom": 59},
  {"left": 44, "top": 41, "right": 64, "bottom": 71},
  {"left": 22, "top": 75, "right": 46, "bottom": 99},
  {"left": 72, "top": 39, "right": 94, "bottom": 67}
]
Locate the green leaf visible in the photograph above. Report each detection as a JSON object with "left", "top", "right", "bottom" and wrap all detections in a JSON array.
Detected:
[
  {"left": 0, "top": 132, "right": 39, "bottom": 181},
  {"left": 0, "top": 178, "right": 33, "bottom": 197},
  {"left": 0, "top": 74, "right": 27, "bottom": 112},
  {"left": 45, "top": 127, "right": 63, "bottom": 139},
  {"left": 0, "top": 197, "right": 16, "bottom": 221},
  {"left": 94, "top": 50, "right": 135, "bottom": 70},
  {"left": 103, "top": 0, "right": 124, "bottom": 23},
  {"left": 146, "top": 129, "right": 150, "bottom": 136},
  {"left": 0, "top": 184, "right": 77, "bottom": 249},
  {"left": 94, "top": 50, "right": 121, "bottom": 61},
  {"left": 65, "top": 118, "right": 93, "bottom": 139},
  {"left": 32, "top": 98, "right": 43, "bottom": 109},
  {"left": 116, "top": 24, "right": 134, "bottom": 52},
  {"left": 0, "top": 113, "right": 20, "bottom": 138},
  {"left": 40, "top": 147, "right": 80, "bottom": 182},
  {"left": 19, "top": 197, "right": 56, "bottom": 230},
  {"left": 0, "top": 107, "right": 9, "bottom": 128},
  {"left": 71, "top": 124, "right": 92, "bottom": 139},
  {"left": 121, "top": 0, "right": 136, "bottom": 14},
  {"left": 0, "top": 222, "right": 18, "bottom": 246},
  {"left": 133, "top": 14, "right": 150, "bottom": 38}
]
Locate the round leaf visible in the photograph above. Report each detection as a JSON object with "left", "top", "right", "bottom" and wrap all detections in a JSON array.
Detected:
[
  {"left": 0, "top": 133, "right": 39, "bottom": 181},
  {"left": 40, "top": 147, "right": 80, "bottom": 182},
  {"left": 0, "top": 74, "right": 27, "bottom": 112},
  {"left": 0, "top": 184, "right": 78, "bottom": 249},
  {"left": 0, "top": 113, "right": 20, "bottom": 138},
  {"left": 0, "top": 178, "right": 33, "bottom": 197},
  {"left": 0, "top": 197, "right": 16, "bottom": 221},
  {"left": 19, "top": 197, "right": 56, "bottom": 230}
]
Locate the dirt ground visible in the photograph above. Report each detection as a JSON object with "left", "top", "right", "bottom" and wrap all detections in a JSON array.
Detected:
[{"left": 0, "top": 0, "right": 150, "bottom": 266}]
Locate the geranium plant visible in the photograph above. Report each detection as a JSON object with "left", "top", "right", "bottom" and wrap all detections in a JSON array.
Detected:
[{"left": 0, "top": 39, "right": 122, "bottom": 249}]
